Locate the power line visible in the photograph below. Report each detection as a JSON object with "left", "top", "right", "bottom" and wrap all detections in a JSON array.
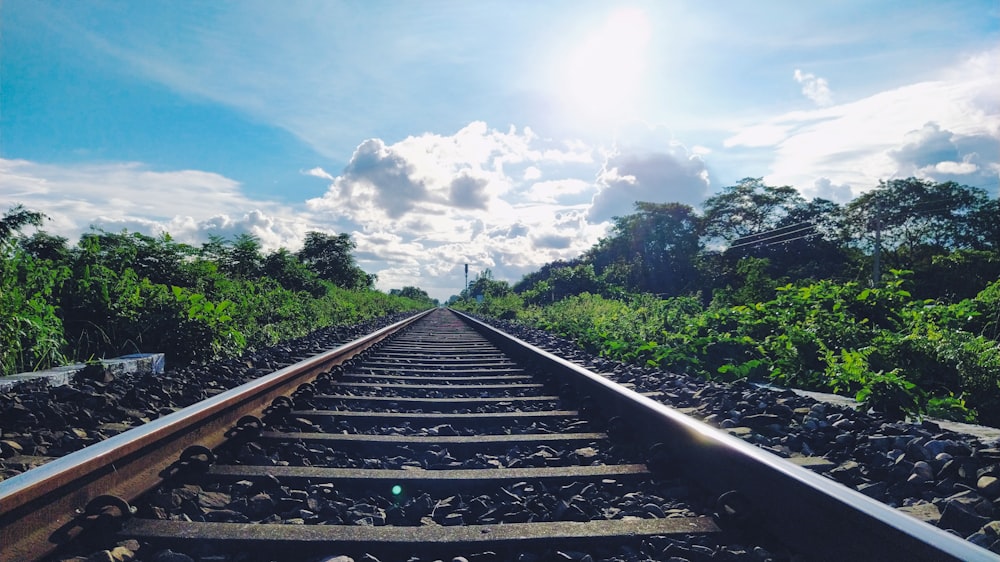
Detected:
[
  {"left": 727, "top": 221, "right": 813, "bottom": 246},
  {"left": 727, "top": 224, "right": 816, "bottom": 250},
  {"left": 756, "top": 232, "right": 820, "bottom": 249}
]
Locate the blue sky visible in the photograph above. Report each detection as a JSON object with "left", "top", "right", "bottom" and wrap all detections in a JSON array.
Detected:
[{"left": 2, "top": 1, "right": 998, "bottom": 300}]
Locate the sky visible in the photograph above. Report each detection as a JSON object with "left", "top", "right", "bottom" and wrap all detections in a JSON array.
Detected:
[{"left": 2, "top": 1, "right": 998, "bottom": 301}]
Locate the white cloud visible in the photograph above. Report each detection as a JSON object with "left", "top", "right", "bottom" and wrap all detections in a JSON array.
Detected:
[
  {"left": 723, "top": 124, "right": 794, "bottom": 148},
  {"left": 794, "top": 69, "right": 833, "bottom": 106},
  {"left": 523, "top": 179, "right": 593, "bottom": 204},
  {"left": 0, "top": 159, "right": 311, "bottom": 247},
  {"left": 726, "top": 48, "right": 1000, "bottom": 199},
  {"left": 812, "top": 177, "right": 854, "bottom": 203},
  {"left": 302, "top": 122, "right": 624, "bottom": 298},
  {"left": 588, "top": 144, "right": 710, "bottom": 221},
  {"left": 303, "top": 167, "right": 334, "bottom": 181},
  {"left": 300, "top": 119, "right": 716, "bottom": 296},
  {"left": 934, "top": 161, "right": 978, "bottom": 175}
]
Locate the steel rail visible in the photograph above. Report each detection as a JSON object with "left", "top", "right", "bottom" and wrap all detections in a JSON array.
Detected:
[
  {"left": 451, "top": 309, "right": 998, "bottom": 562},
  {"left": 0, "top": 309, "right": 434, "bottom": 562}
]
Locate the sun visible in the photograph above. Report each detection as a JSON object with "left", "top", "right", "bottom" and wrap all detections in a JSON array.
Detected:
[{"left": 559, "top": 8, "right": 652, "bottom": 125}]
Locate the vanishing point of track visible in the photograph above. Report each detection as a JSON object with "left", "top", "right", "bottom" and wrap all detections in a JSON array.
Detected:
[{"left": 0, "top": 309, "right": 992, "bottom": 561}]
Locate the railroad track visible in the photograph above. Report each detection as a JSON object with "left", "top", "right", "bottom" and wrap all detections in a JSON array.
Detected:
[{"left": 0, "top": 309, "right": 992, "bottom": 561}]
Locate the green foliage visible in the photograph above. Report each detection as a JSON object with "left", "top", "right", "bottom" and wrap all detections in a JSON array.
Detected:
[
  {"left": 521, "top": 270, "right": 1000, "bottom": 423},
  {"left": 262, "top": 248, "right": 326, "bottom": 297},
  {"left": 584, "top": 202, "right": 702, "bottom": 297},
  {"left": 0, "top": 247, "right": 70, "bottom": 374},
  {"left": 454, "top": 271, "right": 524, "bottom": 319},
  {"left": 0, "top": 205, "right": 45, "bottom": 245},
  {"left": 297, "top": 231, "right": 374, "bottom": 290},
  {"left": 701, "top": 178, "right": 805, "bottom": 242},
  {"left": 0, "top": 206, "right": 69, "bottom": 374},
  {"left": 171, "top": 285, "right": 246, "bottom": 359},
  {"left": 926, "top": 393, "right": 977, "bottom": 423},
  {"left": 0, "top": 206, "right": 426, "bottom": 376},
  {"left": 390, "top": 286, "right": 438, "bottom": 306},
  {"left": 972, "top": 279, "right": 1000, "bottom": 341},
  {"left": 516, "top": 263, "right": 606, "bottom": 305}
]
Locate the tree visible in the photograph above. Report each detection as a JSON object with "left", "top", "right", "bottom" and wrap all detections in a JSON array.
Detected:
[
  {"left": 701, "top": 178, "right": 805, "bottom": 243},
  {"left": 224, "top": 233, "right": 263, "bottom": 279},
  {"left": 76, "top": 229, "right": 196, "bottom": 287},
  {"left": 261, "top": 248, "right": 325, "bottom": 297},
  {"left": 842, "top": 178, "right": 998, "bottom": 296},
  {"left": 585, "top": 202, "right": 702, "bottom": 297},
  {"left": 0, "top": 206, "right": 69, "bottom": 375},
  {"left": 390, "top": 286, "right": 437, "bottom": 305},
  {"left": 752, "top": 198, "right": 856, "bottom": 282},
  {"left": 465, "top": 269, "right": 511, "bottom": 299},
  {"left": 297, "top": 231, "right": 374, "bottom": 290},
  {"left": 21, "top": 231, "right": 70, "bottom": 263},
  {"left": 843, "top": 178, "right": 993, "bottom": 256},
  {"left": 970, "top": 198, "right": 1000, "bottom": 251},
  {"left": 0, "top": 205, "right": 45, "bottom": 249}
]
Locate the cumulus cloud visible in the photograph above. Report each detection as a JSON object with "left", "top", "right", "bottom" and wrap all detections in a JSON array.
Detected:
[
  {"left": 301, "top": 122, "right": 611, "bottom": 299},
  {"left": 794, "top": 69, "right": 833, "bottom": 106},
  {"left": 449, "top": 173, "right": 490, "bottom": 209},
  {"left": 812, "top": 177, "right": 854, "bottom": 203},
  {"left": 889, "top": 122, "right": 960, "bottom": 169},
  {"left": 308, "top": 122, "right": 594, "bottom": 224},
  {"left": 337, "top": 139, "right": 429, "bottom": 219},
  {"left": 934, "top": 161, "right": 979, "bottom": 175},
  {"left": 587, "top": 144, "right": 710, "bottom": 222},
  {"left": 888, "top": 122, "right": 998, "bottom": 188},
  {"left": 532, "top": 233, "right": 573, "bottom": 249}
]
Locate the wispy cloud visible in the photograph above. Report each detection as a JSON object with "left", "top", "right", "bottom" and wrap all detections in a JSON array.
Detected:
[
  {"left": 726, "top": 48, "right": 999, "bottom": 200},
  {"left": 302, "top": 167, "right": 334, "bottom": 181}
]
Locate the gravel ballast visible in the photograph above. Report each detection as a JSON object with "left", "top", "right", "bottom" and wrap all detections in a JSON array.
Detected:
[
  {"left": 6, "top": 309, "right": 1000, "bottom": 560},
  {"left": 481, "top": 315, "right": 1000, "bottom": 555}
]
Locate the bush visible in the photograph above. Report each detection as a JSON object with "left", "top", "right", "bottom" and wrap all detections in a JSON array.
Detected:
[{"left": 520, "top": 272, "right": 1000, "bottom": 423}]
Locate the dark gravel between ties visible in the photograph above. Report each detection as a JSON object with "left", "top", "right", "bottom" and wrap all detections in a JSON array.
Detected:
[
  {"left": 4, "top": 310, "right": 1000, "bottom": 561},
  {"left": 481, "top": 315, "right": 1000, "bottom": 555},
  {"left": 0, "top": 313, "right": 418, "bottom": 480}
]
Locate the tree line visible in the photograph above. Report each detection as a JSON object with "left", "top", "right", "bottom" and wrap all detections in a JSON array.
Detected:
[
  {"left": 509, "top": 177, "right": 998, "bottom": 304},
  {"left": 454, "top": 178, "right": 1000, "bottom": 423},
  {"left": 0, "top": 207, "right": 433, "bottom": 377}
]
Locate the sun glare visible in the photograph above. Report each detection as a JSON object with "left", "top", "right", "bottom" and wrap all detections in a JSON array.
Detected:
[{"left": 561, "top": 8, "right": 652, "bottom": 125}]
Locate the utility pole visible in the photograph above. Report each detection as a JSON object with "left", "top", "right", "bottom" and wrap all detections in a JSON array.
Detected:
[
  {"left": 873, "top": 194, "right": 882, "bottom": 286},
  {"left": 464, "top": 263, "right": 468, "bottom": 294}
]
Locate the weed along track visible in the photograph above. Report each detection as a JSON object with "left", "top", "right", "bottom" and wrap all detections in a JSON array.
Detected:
[{"left": 0, "top": 309, "right": 990, "bottom": 561}]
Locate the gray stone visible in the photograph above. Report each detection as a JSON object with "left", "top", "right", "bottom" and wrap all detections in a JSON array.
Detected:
[
  {"left": 979, "top": 476, "right": 1000, "bottom": 499},
  {"left": 938, "top": 500, "right": 991, "bottom": 537}
]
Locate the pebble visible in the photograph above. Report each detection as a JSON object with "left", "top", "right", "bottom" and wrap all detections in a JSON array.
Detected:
[{"left": 979, "top": 475, "right": 1000, "bottom": 499}]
